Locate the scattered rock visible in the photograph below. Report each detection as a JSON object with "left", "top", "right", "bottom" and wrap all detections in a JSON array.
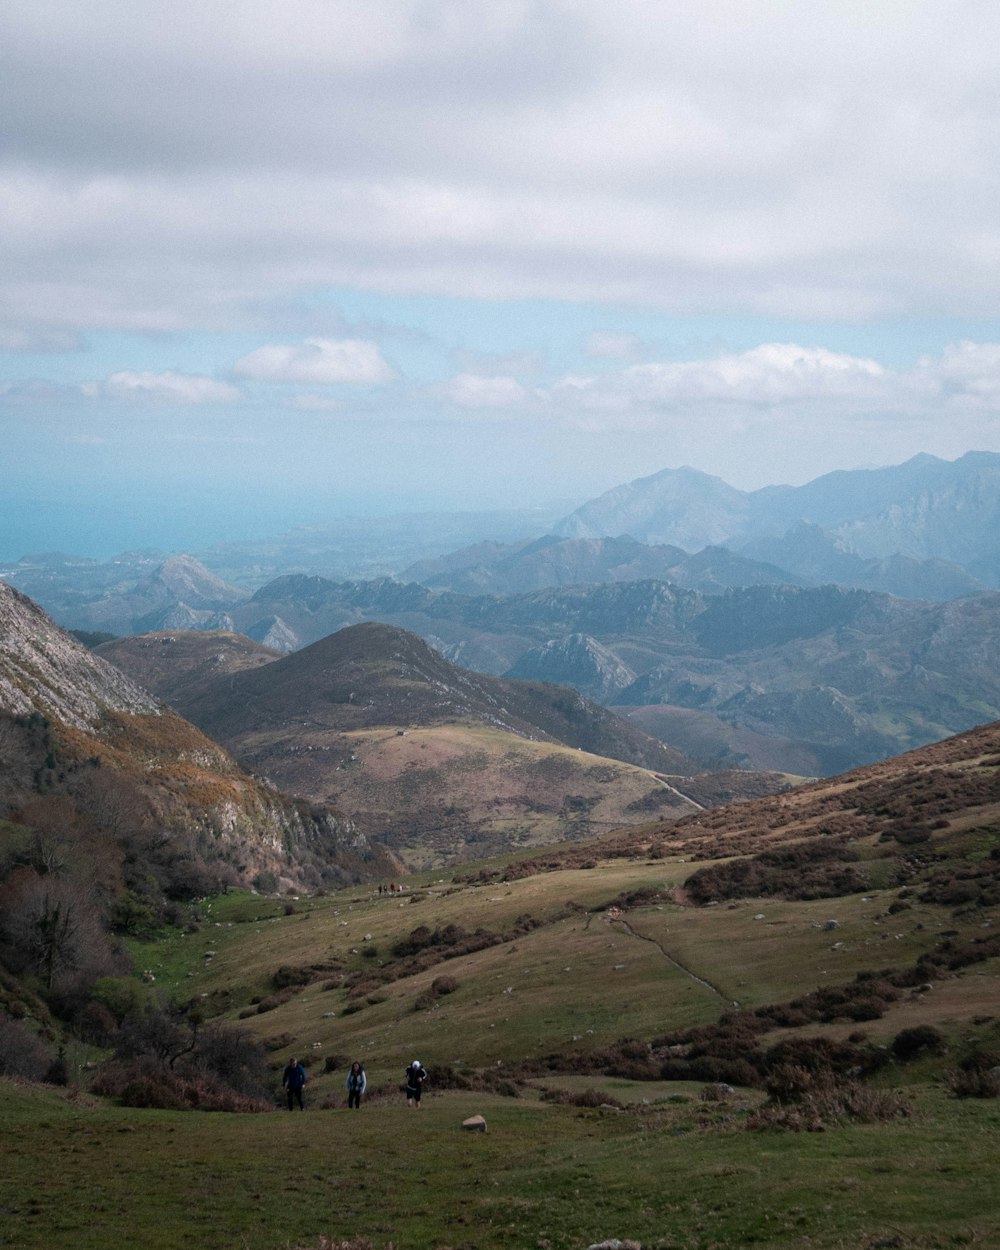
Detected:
[
  {"left": 585, "top": 1241, "right": 641, "bottom": 1250},
  {"left": 824, "top": 920, "right": 840, "bottom": 930},
  {"left": 462, "top": 1115, "right": 487, "bottom": 1132},
  {"left": 700, "top": 1082, "right": 736, "bottom": 1100}
]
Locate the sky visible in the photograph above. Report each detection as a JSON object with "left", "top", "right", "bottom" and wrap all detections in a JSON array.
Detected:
[{"left": 5, "top": 1, "right": 1000, "bottom": 557}]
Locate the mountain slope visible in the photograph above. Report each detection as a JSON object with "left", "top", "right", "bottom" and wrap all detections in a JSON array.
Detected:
[
  {"left": 114, "top": 621, "right": 708, "bottom": 865},
  {"left": 555, "top": 464, "right": 750, "bottom": 547},
  {"left": 222, "top": 574, "right": 1000, "bottom": 775},
  {"left": 164, "top": 715, "right": 1000, "bottom": 1134},
  {"left": 66, "top": 555, "right": 244, "bottom": 634},
  {"left": 95, "top": 630, "right": 280, "bottom": 710},
  {"left": 0, "top": 580, "right": 394, "bottom": 894}
]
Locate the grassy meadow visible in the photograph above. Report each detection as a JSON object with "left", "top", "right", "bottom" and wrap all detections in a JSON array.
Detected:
[
  {"left": 4, "top": 1072, "right": 1000, "bottom": 1250},
  {"left": 5, "top": 830, "right": 1000, "bottom": 1250}
]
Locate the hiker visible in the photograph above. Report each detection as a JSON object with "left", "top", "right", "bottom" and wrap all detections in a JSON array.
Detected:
[
  {"left": 405, "top": 1059, "right": 427, "bottom": 1107},
  {"left": 346, "top": 1060, "right": 367, "bottom": 1109},
  {"left": 282, "top": 1056, "right": 307, "bottom": 1110}
]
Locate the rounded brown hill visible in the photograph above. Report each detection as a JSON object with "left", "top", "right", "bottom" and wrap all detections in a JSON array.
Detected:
[
  {"left": 162, "top": 621, "right": 694, "bottom": 773},
  {"left": 138, "top": 621, "right": 705, "bottom": 866}
]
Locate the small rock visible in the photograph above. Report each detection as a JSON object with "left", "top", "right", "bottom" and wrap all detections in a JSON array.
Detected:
[
  {"left": 585, "top": 1241, "right": 641, "bottom": 1250},
  {"left": 462, "top": 1115, "right": 487, "bottom": 1132},
  {"left": 824, "top": 920, "right": 840, "bottom": 930}
]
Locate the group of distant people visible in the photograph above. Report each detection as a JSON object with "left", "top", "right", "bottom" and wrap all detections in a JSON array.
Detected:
[
  {"left": 377, "top": 882, "right": 406, "bottom": 895},
  {"left": 281, "top": 1057, "right": 427, "bottom": 1110}
]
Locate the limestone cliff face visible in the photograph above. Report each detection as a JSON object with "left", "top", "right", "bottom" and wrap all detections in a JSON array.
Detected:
[{"left": 0, "top": 580, "right": 160, "bottom": 728}]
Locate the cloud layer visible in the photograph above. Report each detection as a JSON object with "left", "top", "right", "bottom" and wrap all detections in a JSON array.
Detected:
[{"left": 5, "top": 1, "right": 1000, "bottom": 340}]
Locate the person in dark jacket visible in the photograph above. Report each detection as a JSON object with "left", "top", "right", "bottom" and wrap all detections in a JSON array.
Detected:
[
  {"left": 405, "top": 1059, "right": 426, "bottom": 1107},
  {"left": 345, "top": 1060, "right": 367, "bottom": 1109},
  {"left": 282, "top": 1057, "right": 307, "bottom": 1110}
]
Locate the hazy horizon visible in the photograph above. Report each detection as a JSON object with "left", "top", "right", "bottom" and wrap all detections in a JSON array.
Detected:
[{"left": 6, "top": 4, "right": 1000, "bottom": 561}]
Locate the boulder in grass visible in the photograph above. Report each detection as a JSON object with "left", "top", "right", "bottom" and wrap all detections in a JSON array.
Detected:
[{"left": 461, "top": 1114, "right": 487, "bottom": 1132}]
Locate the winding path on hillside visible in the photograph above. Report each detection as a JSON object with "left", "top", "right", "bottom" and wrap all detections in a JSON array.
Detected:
[{"left": 612, "top": 917, "right": 735, "bottom": 1005}]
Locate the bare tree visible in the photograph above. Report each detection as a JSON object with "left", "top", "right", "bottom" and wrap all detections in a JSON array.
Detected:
[{"left": 0, "top": 868, "right": 115, "bottom": 992}]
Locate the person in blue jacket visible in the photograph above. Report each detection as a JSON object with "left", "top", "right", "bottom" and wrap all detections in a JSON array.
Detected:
[
  {"left": 282, "top": 1056, "right": 307, "bottom": 1110},
  {"left": 345, "top": 1060, "right": 367, "bottom": 1109}
]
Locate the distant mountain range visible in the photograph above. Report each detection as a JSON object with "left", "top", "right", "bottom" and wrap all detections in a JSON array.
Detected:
[
  {"left": 555, "top": 451, "right": 1000, "bottom": 578},
  {"left": 196, "top": 575, "right": 1000, "bottom": 777},
  {"left": 7, "top": 450, "right": 1000, "bottom": 780},
  {"left": 33, "top": 560, "right": 1000, "bottom": 779}
]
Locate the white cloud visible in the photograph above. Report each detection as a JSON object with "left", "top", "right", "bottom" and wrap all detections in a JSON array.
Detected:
[
  {"left": 233, "top": 337, "right": 394, "bottom": 385},
  {"left": 921, "top": 340, "right": 1000, "bottom": 402},
  {"left": 93, "top": 371, "right": 240, "bottom": 404},
  {"left": 437, "top": 373, "right": 530, "bottom": 409},
  {"left": 549, "top": 344, "right": 889, "bottom": 419}
]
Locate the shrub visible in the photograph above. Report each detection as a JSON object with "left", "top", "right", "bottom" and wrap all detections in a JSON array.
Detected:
[
  {"left": 947, "top": 1067, "right": 1000, "bottom": 1098},
  {"left": 0, "top": 1013, "right": 54, "bottom": 1080},
  {"left": 540, "top": 1086, "right": 623, "bottom": 1109},
  {"left": 892, "top": 1025, "right": 945, "bottom": 1061},
  {"left": 93, "top": 1059, "right": 273, "bottom": 1112},
  {"left": 748, "top": 1080, "right": 911, "bottom": 1131}
]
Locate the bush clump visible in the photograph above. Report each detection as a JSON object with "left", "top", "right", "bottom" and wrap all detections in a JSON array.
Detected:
[
  {"left": 539, "top": 1086, "right": 623, "bottom": 1109},
  {"left": 891, "top": 1025, "right": 946, "bottom": 1061},
  {"left": 685, "top": 839, "right": 867, "bottom": 905}
]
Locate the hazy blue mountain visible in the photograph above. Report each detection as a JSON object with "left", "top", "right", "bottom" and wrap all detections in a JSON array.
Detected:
[
  {"left": 555, "top": 465, "right": 750, "bottom": 548},
  {"left": 552, "top": 452, "right": 1000, "bottom": 583},
  {"left": 739, "top": 521, "right": 988, "bottom": 599},
  {"left": 400, "top": 533, "right": 807, "bottom": 596}
]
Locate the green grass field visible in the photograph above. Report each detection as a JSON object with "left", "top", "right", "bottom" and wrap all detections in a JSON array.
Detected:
[
  {"left": 4, "top": 1076, "right": 1000, "bottom": 1250},
  {"left": 10, "top": 782, "right": 1000, "bottom": 1250}
]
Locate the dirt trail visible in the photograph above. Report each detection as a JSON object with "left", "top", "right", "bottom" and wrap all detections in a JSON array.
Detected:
[
  {"left": 612, "top": 917, "right": 735, "bottom": 1004},
  {"left": 653, "top": 775, "right": 705, "bottom": 810}
]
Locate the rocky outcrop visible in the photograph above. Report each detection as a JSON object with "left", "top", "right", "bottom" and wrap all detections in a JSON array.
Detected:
[
  {"left": 0, "top": 579, "right": 160, "bottom": 729},
  {"left": 506, "top": 633, "right": 637, "bottom": 702}
]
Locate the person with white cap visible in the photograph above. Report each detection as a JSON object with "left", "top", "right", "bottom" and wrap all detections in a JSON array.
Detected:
[{"left": 404, "top": 1058, "right": 427, "bottom": 1107}]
